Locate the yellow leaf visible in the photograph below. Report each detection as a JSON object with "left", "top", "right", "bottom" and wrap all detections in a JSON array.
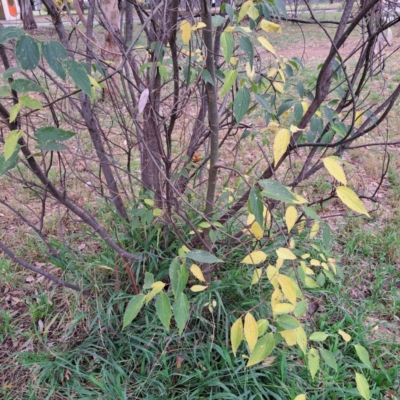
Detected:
[
  {"left": 191, "top": 285, "right": 208, "bottom": 292},
  {"left": 231, "top": 318, "right": 243, "bottom": 356},
  {"left": 246, "top": 62, "right": 255, "bottom": 80},
  {"left": 290, "top": 124, "right": 304, "bottom": 133},
  {"left": 190, "top": 264, "right": 206, "bottom": 282},
  {"left": 296, "top": 325, "right": 307, "bottom": 354},
  {"left": 271, "top": 288, "right": 283, "bottom": 308},
  {"left": 297, "top": 218, "right": 306, "bottom": 233},
  {"left": 293, "top": 193, "right": 308, "bottom": 204},
  {"left": 230, "top": 56, "right": 238, "bottom": 65},
  {"left": 309, "top": 222, "right": 320, "bottom": 239},
  {"left": 323, "top": 157, "right": 347, "bottom": 185},
  {"left": 251, "top": 268, "right": 263, "bottom": 285},
  {"left": 337, "top": 186, "right": 370, "bottom": 217},
  {"left": 272, "top": 302, "right": 295, "bottom": 315},
  {"left": 272, "top": 82, "right": 284, "bottom": 93},
  {"left": 285, "top": 206, "right": 298, "bottom": 233},
  {"left": 273, "top": 128, "right": 290, "bottom": 167},
  {"left": 266, "top": 265, "right": 279, "bottom": 288},
  {"left": 247, "top": 4, "right": 259, "bottom": 20},
  {"left": 295, "top": 395, "right": 306, "bottom": 400},
  {"left": 180, "top": 21, "right": 192, "bottom": 45},
  {"left": 281, "top": 330, "right": 297, "bottom": 345},
  {"left": 88, "top": 75, "right": 101, "bottom": 90},
  {"left": 276, "top": 257, "right": 284, "bottom": 270},
  {"left": 257, "top": 36, "right": 276, "bottom": 55},
  {"left": 268, "top": 67, "right": 278, "bottom": 78},
  {"left": 289, "top": 238, "right": 295, "bottom": 249},
  {"left": 355, "top": 110, "right": 362, "bottom": 127},
  {"left": 338, "top": 329, "right": 352, "bottom": 342},
  {"left": 224, "top": 26, "right": 235, "bottom": 33},
  {"left": 278, "top": 69, "right": 285, "bottom": 83},
  {"left": 238, "top": 0, "right": 253, "bottom": 21},
  {"left": 277, "top": 274, "right": 297, "bottom": 305},
  {"left": 321, "top": 262, "right": 329, "bottom": 271},
  {"left": 260, "top": 20, "right": 282, "bottom": 33},
  {"left": 250, "top": 221, "right": 263, "bottom": 240},
  {"left": 301, "top": 253, "right": 310, "bottom": 259},
  {"left": 329, "top": 262, "right": 337, "bottom": 274},
  {"left": 241, "top": 250, "right": 267, "bottom": 265},
  {"left": 305, "top": 267, "right": 314, "bottom": 275},
  {"left": 310, "top": 259, "right": 320, "bottom": 267},
  {"left": 192, "top": 21, "right": 206, "bottom": 30},
  {"left": 301, "top": 101, "right": 309, "bottom": 114},
  {"left": 304, "top": 277, "right": 319, "bottom": 288},
  {"left": 276, "top": 247, "right": 297, "bottom": 260},
  {"left": 244, "top": 313, "right": 258, "bottom": 352},
  {"left": 145, "top": 281, "right": 165, "bottom": 304},
  {"left": 257, "top": 319, "right": 269, "bottom": 336}
]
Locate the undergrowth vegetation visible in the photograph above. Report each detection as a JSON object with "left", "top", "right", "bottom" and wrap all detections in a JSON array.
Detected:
[{"left": 1, "top": 0, "right": 400, "bottom": 398}]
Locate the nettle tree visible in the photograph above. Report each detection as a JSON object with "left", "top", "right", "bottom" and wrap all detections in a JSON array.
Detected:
[{"left": 0, "top": 0, "right": 399, "bottom": 395}]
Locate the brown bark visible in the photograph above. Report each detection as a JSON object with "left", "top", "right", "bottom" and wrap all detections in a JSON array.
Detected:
[{"left": 18, "top": 0, "right": 37, "bottom": 30}]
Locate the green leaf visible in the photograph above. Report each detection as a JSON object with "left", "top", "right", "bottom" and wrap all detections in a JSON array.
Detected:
[
  {"left": 143, "top": 272, "right": 154, "bottom": 290},
  {"left": 308, "top": 347, "right": 320, "bottom": 379},
  {"left": 240, "top": 37, "right": 254, "bottom": 69},
  {"left": 322, "top": 224, "right": 331, "bottom": 248},
  {"left": 63, "top": 60, "right": 92, "bottom": 98},
  {"left": 0, "top": 27, "right": 24, "bottom": 44},
  {"left": 249, "top": 186, "right": 264, "bottom": 230},
  {"left": 355, "top": 372, "right": 370, "bottom": 400},
  {"left": 10, "top": 79, "right": 46, "bottom": 93},
  {"left": 169, "top": 258, "right": 189, "bottom": 298},
  {"left": 156, "top": 292, "right": 171, "bottom": 331},
  {"left": 15, "top": 35, "right": 40, "bottom": 71},
  {"left": 246, "top": 333, "right": 275, "bottom": 367},
  {"left": 35, "top": 141, "right": 69, "bottom": 151},
  {"left": 19, "top": 94, "right": 43, "bottom": 110},
  {"left": 0, "top": 86, "right": 11, "bottom": 96},
  {"left": 158, "top": 64, "right": 167, "bottom": 81},
  {"left": 254, "top": 94, "right": 273, "bottom": 114},
  {"left": 173, "top": 293, "right": 189, "bottom": 335},
  {"left": 309, "top": 332, "right": 329, "bottom": 342},
  {"left": 259, "top": 180, "right": 297, "bottom": 203},
  {"left": 293, "top": 300, "right": 307, "bottom": 317},
  {"left": 220, "top": 69, "right": 237, "bottom": 96},
  {"left": 302, "top": 206, "right": 320, "bottom": 220},
  {"left": 0, "top": 147, "right": 20, "bottom": 176},
  {"left": 225, "top": 4, "right": 234, "bottom": 21},
  {"left": 201, "top": 69, "right": 214, "bottom": 86},
  {"left": 320, "top": 348, "right": 337, "bottom": 372},
  {"left": 3, "top": 66, "right": 22, "bottom": 80},
  {"left": 212, "top": 15, "right": 225, "bottom": 27},
  {"left": 34, "top": 127, "right": 76, "bottom": 142},
  {"left": 185, "top": 250, "right": 223, "bottom": 263},
  {"left": 277, "top": 99, "right": 294, "bottom": 117},
  {"left": 233, "top": 87, "right": 250, "bottom": 125},
  {"left": 42, "top": 41, "right": 67, "bottom": 80},
  {"left": 9, "top": 103, "right": 21, "bottom": 123},
  {"left": 123, "top": 294, "right": 145, "bottom": 329},
  {"left": 276, "top": 315, "right": 300, "bottom": 330},
  {"left": 354, "top": 345, "right": 372, "bottom": 369},
  {"left": 220, "top": 32, "right": 234, "bottom": 63},
  {"left": 4, "top": 130, "right": 22, "bottom": 161}
]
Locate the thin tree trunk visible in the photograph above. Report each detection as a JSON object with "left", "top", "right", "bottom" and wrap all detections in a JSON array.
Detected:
[
  {"left": 200, "top": 0, "right": 219, "bottom": 282},
  {"left": 18, "top": 0, "right": 37, "bottom": 30}
]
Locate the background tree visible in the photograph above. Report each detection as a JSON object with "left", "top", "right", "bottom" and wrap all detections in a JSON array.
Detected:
[{"left": 17, "top": 0, "right": 37, "bottom": 30}]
